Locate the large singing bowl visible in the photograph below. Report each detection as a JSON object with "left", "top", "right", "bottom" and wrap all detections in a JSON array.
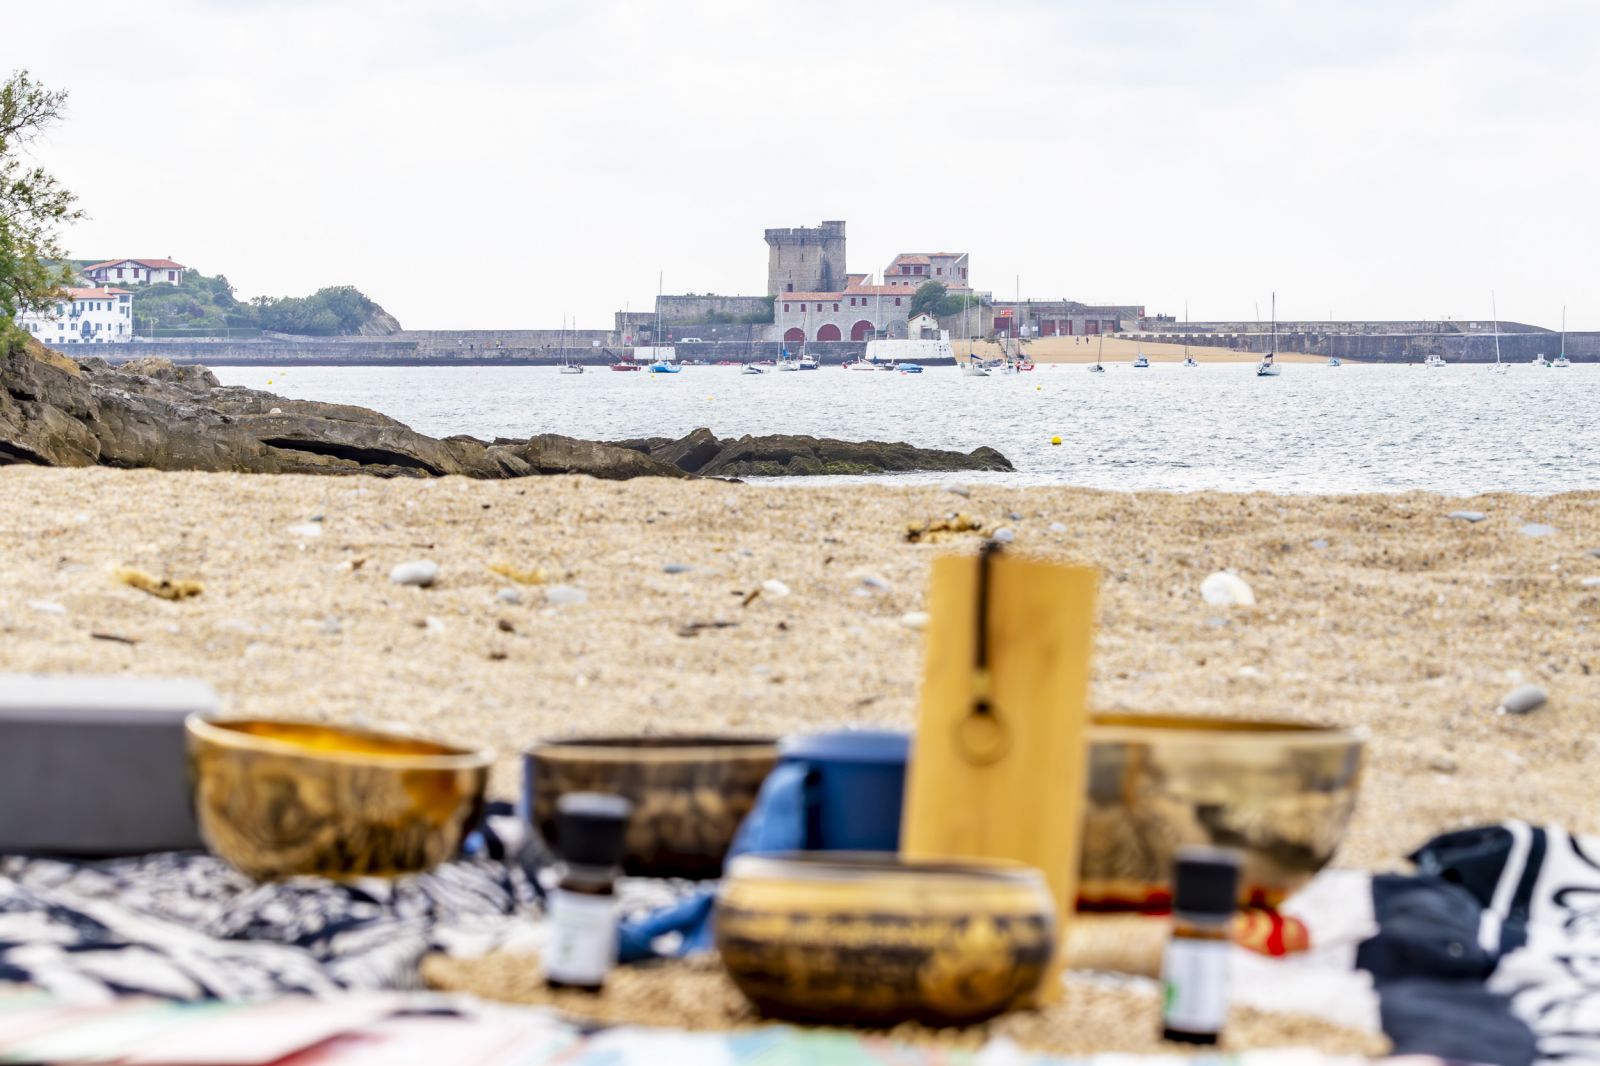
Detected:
[
  {"left": 187, "top": 717, "right": 492, "bottom": 881},
  {"left": 524, "top": 735, "right": 779, "bottom": 879},
  {"left": 1081, "top": 714, "right": 1365, "bottom": 910},
  {"left": 715, "top": 852, "right": 1054, "bottom": 1027}
]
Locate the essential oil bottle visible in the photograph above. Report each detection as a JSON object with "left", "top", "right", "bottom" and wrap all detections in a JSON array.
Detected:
[
  {"left": 1160, "top": 846, "right": 1242, "bottom": 1045},
  {"left": 543, "top": 791, "right": 632, "bottom": 992}
]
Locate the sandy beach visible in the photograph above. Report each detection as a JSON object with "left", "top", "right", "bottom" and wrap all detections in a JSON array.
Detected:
[
  {"left": 961, "top": 336, "right": 1329, "bottom": 364},
  {"left": 2, "top": 467, "right": 1597, "bottom": 872}
]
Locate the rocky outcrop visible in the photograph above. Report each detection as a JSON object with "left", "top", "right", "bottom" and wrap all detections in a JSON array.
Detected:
[{"left": 1, "top": 344, "right": 1012, "bottom": 480}]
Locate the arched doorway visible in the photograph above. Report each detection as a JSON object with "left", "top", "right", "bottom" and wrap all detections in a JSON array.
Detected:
[
  {"left": 783, "top": 327, "right": 806, "bottom": 344},
  {"left": 816, "top": 323, "right": 841, "bottom": 342},
  {"left": 850, "top": 320, "right": 875, "bottom": 341}
]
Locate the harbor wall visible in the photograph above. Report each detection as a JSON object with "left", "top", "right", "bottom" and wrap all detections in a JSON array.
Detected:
[{"left": 95, "top": 340, "right": 911, "bottom": 366}]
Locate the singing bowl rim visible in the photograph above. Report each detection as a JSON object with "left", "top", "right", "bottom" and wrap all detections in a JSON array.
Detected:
[
  {"left": 1090, "top": 712, "right": 1368, "bottom": 748},
  {"left": 726, "top": 850, "right": 1045, "bottom": 887},
  {"left": 525, "top": 734, "right": 780, "bottom": 764},
  {"left": 187, "top": 715, "right": 495, "bottom": 772}
]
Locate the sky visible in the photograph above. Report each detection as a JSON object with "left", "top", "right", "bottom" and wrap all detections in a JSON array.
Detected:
[{"left": 10, "top": 0, "right": 1600, "bottom": 330}]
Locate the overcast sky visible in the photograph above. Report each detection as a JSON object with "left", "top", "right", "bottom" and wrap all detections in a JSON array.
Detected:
[{"left": 13, "top": 0, "right": 1599, "bottom": 330}]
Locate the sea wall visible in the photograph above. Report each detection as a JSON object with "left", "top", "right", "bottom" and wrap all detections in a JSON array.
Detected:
[
  {"left": 94, "top": 339, "right": 924, "bottom": 366},
  {"left": 1124, "top": 326, "right": 1598, "bottom": 363}
]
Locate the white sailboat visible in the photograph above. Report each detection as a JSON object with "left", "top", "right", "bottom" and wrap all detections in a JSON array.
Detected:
[
  {"left": 1488, "top": 293, "right": 1508, "bottom": 375},
  {"left": 1553, "top": 307, "right": 1571, "bottom": 367},
  {"left": 558, "top": 314, "right": 583, "bottom": 374},
  {"left": 1255, "top": 293, "right": 1281, "bottom": 376},
  {"left": 1182, "top": 302, "right": 1198, "bottom": 366},
  {"left": 1088, "top": 332, "right": 1105, "bottom": 373},
  {"left": 1327, "top": 356, "right": 1342, "bottom": 367}
]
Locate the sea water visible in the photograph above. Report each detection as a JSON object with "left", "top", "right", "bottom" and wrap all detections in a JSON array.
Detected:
[{"left": 212, "top": 363, "right": 1600, "bottom": 495}]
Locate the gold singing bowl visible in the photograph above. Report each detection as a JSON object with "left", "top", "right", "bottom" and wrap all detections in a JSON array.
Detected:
[
  {"left": 1080, "top": 714, "right": 1365, "bottom": 910},
  {"left": 187, "top": 717, "right": 492, "bottom": 881},
  {"left": 524, "top": 736, "right": 779, "bottom": 879},
  {"left": 715, "top": 852, "right": 1055, "bottom": 1027}
]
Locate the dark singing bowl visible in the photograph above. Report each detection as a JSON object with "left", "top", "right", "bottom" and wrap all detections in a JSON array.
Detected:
[
  {"left": 187, "top": 716, "right": 492, "bottom": 881},
  {"left": 523, "top": 735, "right": 779, "bottom": 879},
  {"left": 715, "top": 852, "right": 1055, "bottom": 1027},
  {"left": 1081, "top": 714, "right": 1365, "bottom": 910}
]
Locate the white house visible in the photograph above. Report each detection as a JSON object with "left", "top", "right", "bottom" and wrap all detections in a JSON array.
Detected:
[
  {"left": 82, "top": 258, "right": 186, "bottom": 287},
  {"left": 16, "top": 287, "right": 135, "bottom": 345}
]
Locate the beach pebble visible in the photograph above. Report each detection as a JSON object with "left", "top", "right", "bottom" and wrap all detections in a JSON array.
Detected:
[
  {"left": 1310, "top": 539, "right": 1329, "bottom": 550},
  {"left": 1447, "top": 511, "right": 1486, "bottom": 523},
  {"left": 1581, "top": 577, "right": 1600, "bottom": 589},
  {"left": 944, "top": 483, "right": 972, "bottom": 498},
  {"left": 1008, "top": 511, "right": 1023, "bottom": 521},
  {"left": 286, "top": 522, "right": 323, "bottom": 539},
  {"left": 1201, "top": 571, "right": 1256, "bottom": 606},
  {"left": 857, "top": 573, "right": 891, "bottom": 592},
  {"left": 1238, "top": 666, "right": 1263, "bottom": 679},
  {"left": 1049, "top": 522, "right": 1067, "bottom": 533},
  {"left": 546, "top": 585, "right": 589, "bottom": 606},
  {"left": 761, "top": 579, "right": 791, "bottom": 598},
  {"left": 1520, "top": 523, "right": 1557, "bottom": 538},
  {"left": 1497, "top": 684, "right": 1548, "bottom": 716},
  {"left": 496, "top": 587, "right": 523, "bottom": 605},
  {"left": 662, "top": 563, "right": 695, "bottom": 574},
  {"left": 1430, "top": 755, "right": 1458, "bottom": 774},
  {"left": 389, "top": 560, "right": 439, "bottom": 587},
  {"left": 268, "top": 407, "right": 283, "bottom": 416},
  {"left": 900, "top": 611, "right": 929, "bottom": 630},
  {"left": 992, "top": 527, "right": 1016, "bottom": 544},
  {"left": 1588, "top": 548, "right": 1600, "bottom": 559},
  {"left": 320, "top": 617, "right": 342, "bottom": 635},
  {"left": 423, "top": 616, "right": 446, "bottom": 634},
  {"left": 27, "top": 600, "right": 67, "bottom": 616}
]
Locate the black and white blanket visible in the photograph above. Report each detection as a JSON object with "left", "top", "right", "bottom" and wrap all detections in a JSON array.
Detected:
[
  {"left": 0, "top": 850, "right": 543, "bottom": 1002},
  {"left": 1354, "top": 822, "right": 1600, "bottom": 1066}
]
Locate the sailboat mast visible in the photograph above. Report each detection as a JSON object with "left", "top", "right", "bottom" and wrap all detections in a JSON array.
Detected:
[
  {"left": 1492, "top": 292, "right": 1501, "bottom": 364},
  {"left": 1561, "top": 305, "right": 1567, "bottom": 359},
  {"left": 1271, "top": 292, "right": 1277, "bottom": 354}
]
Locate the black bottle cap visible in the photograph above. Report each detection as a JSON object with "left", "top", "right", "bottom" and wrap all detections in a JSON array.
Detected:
[
  {"left": 555, "top": 792, "right": 633, "bottom": 868},
  {"left": 1172, "top": 846, "right": 1241, "bottom": 917}
]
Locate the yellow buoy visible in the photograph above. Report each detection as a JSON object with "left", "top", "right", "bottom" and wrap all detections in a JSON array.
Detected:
[{"left": 1051, "top": 436, "right": 1062, "bottom": 446}]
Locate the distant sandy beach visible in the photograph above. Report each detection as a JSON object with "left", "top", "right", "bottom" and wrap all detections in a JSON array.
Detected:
[
  {"left": 961, "top": 336, "right": 1330, "bottom": 364},
  {"left": 2, "top": 467, "right": 1596, "bottom": 875}
]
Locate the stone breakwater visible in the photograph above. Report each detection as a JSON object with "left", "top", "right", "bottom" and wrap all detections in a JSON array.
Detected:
[{"left": 0, "top": 344, "right": 1010, "bottom": 479}]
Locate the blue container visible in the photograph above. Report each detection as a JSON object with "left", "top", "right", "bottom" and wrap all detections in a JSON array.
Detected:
[{"left": 778, "top": 730, "right": 910, "bottom": 852}]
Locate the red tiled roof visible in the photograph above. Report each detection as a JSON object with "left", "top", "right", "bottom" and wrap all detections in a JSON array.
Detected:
[
  {"left": 83, "top": 258, "right": 186, "bottom": 271},
  {"left": 890, "top": 254, "right": 930, "bottom": 266},
  {"left": 67, "top": 287, "right": 133, "bottom": 299}
]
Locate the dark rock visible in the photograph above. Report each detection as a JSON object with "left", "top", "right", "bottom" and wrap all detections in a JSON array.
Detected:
[{"left": 2, "top": 343, "right": 1013, "bottom": 481}]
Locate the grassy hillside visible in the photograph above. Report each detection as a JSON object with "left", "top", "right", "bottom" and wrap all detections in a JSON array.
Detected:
[{"left": 67, "top": 264, "right": 400, "bottom": 337}]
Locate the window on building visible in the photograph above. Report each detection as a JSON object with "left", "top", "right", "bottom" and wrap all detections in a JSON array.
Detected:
[
  {"left": 785, "top": 283, "right": 793, "bottom": 292},
  {"left": 833, "top": 303, "right": 839, "bottom": 312},
  {"left": 783, "top": 303, "right": 790, "bottom": 312},
  {"left": 116, "top": 268, "right": 124, "bottom": 278},
  {"left": 936, "top": 268, "right": 942, "bottom": 275},
  {"left": 894, "top": 297, "right": 902, "bottom": 306},
  {"left": 168, "top": 271, "right": 176, "bottom": 281}
]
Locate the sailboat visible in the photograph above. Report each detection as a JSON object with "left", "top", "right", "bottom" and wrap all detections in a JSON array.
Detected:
[
  {"left": 1088, "top": 332, "right": 1105, "bottom": 373},
  {"left": 558, "top": 314, "right": 583, "bottom": 374},
  {"left": 1255, "top": 293, "right": 1281, "bottom": 376},
  {"left": 1553, "top": 307, "right": 1571, "bottom": 367},
  {"left": 1488, "top": 293, "right": 1508, "bottom": 375},
  {"left": 1326, "top": 355, "right": 1342, "bottom": 367},
  {"left": 1182, "top": 304, "right": 1198, "bottom": 366}
]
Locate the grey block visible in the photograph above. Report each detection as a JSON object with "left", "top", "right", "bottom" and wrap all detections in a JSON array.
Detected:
[{"left": 0, "top": 675, "right": 216, "bottom": 855}]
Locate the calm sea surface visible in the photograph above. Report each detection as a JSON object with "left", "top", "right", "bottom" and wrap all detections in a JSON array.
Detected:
[{"left": 211, "top": 363, "right": 1600, "bottom": 495}]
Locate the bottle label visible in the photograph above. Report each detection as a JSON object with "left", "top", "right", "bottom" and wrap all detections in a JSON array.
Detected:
[
  {"left": 1161, "top": 937, "right": 1229, "bottom": 1034},
  {"left": 544, "top": 890, "right": 618, "bottom": 986}
]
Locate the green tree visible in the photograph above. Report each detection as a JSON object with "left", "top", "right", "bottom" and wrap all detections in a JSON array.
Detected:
[
  {"left": 0, "top": 71, "right": 83, "bottom": 353},
  {"left": 909, "top": 281, "right": 976, "bottom": 320}
]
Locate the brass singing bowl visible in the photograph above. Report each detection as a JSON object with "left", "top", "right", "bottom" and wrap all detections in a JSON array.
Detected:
[
  {"left": 715, "top": 852, "right": 1055, "bottom": 1027},
  {"left": 187, "top": 716, "right": 492, "bottom": 881},
  {"left": 1080, "top": 714, "right": 1365, "bottom": 910},
  {"left": 524, "top": 735, "right": 779, "bottom": 879}
]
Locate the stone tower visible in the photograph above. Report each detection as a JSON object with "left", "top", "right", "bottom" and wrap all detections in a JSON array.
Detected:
[{"left": 765, "top": 220, "right": 847, "bottom": 295}]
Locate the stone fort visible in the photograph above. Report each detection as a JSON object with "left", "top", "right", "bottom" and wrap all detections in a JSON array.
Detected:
[{"left": 765, "top": 220, "right": 847, "bottom": 296}]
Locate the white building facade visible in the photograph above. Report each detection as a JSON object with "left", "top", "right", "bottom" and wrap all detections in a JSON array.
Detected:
[
  {"left": 773, "top": 275, "right": 919, "bottom": 344},
  {"left": 82, "top": 258, "right": 186, "bottom": 287},
  {"left": 17, "top": 288, "right": 135, "bottom": 345}
]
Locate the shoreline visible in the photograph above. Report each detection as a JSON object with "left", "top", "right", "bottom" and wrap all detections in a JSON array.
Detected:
[{"left": 3, "top": 466, "right": 1596, "bottom": 876}]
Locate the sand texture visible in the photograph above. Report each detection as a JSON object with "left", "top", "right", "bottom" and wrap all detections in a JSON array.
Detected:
[
  {"left": 421, "top": 951, "right": 1389, "bottom": 1057},
  {"left": 1, "top": 467, "right": 1598, "bottom": 870}
]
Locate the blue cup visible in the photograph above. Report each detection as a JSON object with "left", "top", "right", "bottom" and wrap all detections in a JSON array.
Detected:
[{"left": 778, "top": 730, "right": 910, "bottom": 852}]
